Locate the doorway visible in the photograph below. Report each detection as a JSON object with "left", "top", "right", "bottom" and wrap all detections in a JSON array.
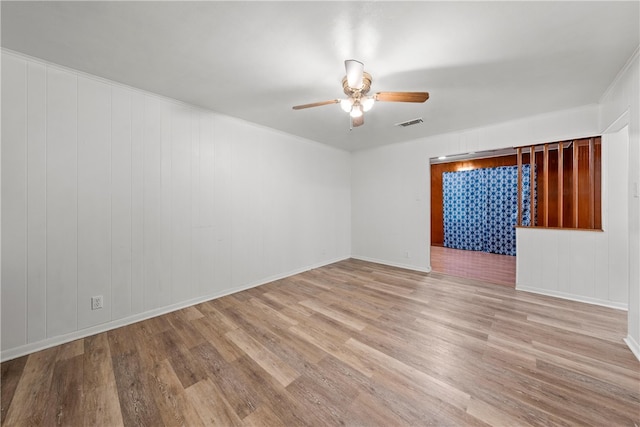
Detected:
[{"left": 430, "top": 149, "right": 522, "bottom": 287}]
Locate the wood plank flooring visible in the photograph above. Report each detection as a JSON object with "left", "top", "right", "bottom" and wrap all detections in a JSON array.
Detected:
[
  {"left": 431, "top": 245, "right": 517, "bottom": 287},
  {"left": 2, "top": 259, "right": 638, "bottom": 426}
]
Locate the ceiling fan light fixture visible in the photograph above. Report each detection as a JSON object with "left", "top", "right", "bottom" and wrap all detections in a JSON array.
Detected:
[
  {"left": 350, "top": 104, "right": 363, "bottom": 118},
  {"left": 291, "top": 59, "right": 429, "bottom": 129},
  {"left": 362, "top": 97, "right": 375, "bottom": 112},
  {"left": 340, "top": 98, "right": 353, "bottom": 112}
]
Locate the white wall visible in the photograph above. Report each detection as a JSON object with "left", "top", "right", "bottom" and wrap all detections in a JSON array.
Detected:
[
  {"left": 351, "top": 104, "right": 600, "bottom": 271},
  {"left": 1, "top": 51, "right": 351, "bottom": 360},
  {"left": 3, "top": 45, "right": 637, "bottom": 362},
  {"left": 599, "top": 48, "right": 640, "bottom": 359},
  {"left": 516, "top": 128, "right": 629, "bottom": 309}
]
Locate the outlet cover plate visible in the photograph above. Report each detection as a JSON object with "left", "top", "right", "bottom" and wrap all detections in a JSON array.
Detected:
[{"left": 91, "top": 296, "right": 103, "bottom": 310}]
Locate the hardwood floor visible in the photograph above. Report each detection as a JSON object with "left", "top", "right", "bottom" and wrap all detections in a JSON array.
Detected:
[
  {"left": 2, "top": 259, "right": 638, "bottom": 426},
  {"left": 431, "top": 245, "right": 517, "bottom": 287}
]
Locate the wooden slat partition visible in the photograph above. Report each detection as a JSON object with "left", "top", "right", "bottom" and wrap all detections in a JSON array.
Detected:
[
  {"left": 543, "top": 144, "right": 549, "bottom": 226},
  {"left": 573, "top": 140, "right": 579, "bottom": 227},
  {"left": 529, "top": 146, "right": 535, "bottom": 226},
  {"left": 588, "top": 138, "right": 595, "bottom": 229},
  {"left": 517, "top": 147, "right": 523, "bottom": 227},
  {"left": 431, "top": 136, "right": 601, "bottom": 245},
  {"left": 558, "top": 142, "right": 563, "bottom": 228}
]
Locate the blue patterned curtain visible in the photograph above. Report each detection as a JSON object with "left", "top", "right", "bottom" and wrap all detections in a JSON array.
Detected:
[
  {"left": 443, "top": 165, "right": 536, "bottom": 256},
  {"left": 442, "top": 169, "right": 488, "bottom": 252}
]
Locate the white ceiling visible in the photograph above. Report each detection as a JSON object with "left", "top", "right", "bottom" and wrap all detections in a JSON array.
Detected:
[{"left": 2, "top": 1, "right": 639, "bottom": 151}]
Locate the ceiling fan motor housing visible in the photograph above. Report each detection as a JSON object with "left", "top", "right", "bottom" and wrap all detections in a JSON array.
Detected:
[{"left": 343, "top": 72, "right": 372, "bottom": 98}]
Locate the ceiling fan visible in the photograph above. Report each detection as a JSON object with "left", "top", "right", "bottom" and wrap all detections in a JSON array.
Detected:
[{"left": 292, "top": 59, "right": 429, "bottom": 128}]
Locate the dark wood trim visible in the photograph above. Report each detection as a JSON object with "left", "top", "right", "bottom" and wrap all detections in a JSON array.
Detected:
[
  {"left": 517, "top": 147, "right": 523, "bottom": 227},
  {"left": 589, "top": 138, "right": 595, "bottom": 229},
  {"left": 516, "top": 226, "right": 604, "bottom": 232},
  {"left": 558, "top": 142, "right": 564, "bottom": 228},
  {"left": 572, "top": 140, "right": 579, "bottom": 227},
  {"left": 543, "top": 144, "right": 549, "bottom": 227}
]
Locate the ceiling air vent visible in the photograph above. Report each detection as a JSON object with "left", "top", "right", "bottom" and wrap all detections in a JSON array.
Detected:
[{"left": 395, "top": 118, "right": 423, "bottom": 127}]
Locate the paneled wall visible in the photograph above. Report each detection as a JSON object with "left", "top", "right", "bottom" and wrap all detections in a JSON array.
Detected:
[
  {"left": 1, "top": 51, "right": 351, "bottom": 359},
  {"left": 599, "top": 47, "right": 639, "bottom": 359},
  {"left": 516, "top": 130, "right": 628, "bottom": 309}
]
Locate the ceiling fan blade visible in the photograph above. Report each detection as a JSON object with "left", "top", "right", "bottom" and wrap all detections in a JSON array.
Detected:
[
  {"left": 345, "top": 59, "right": 364, "bottom": 89},
  {"left": 292, "top": 99, "right": 340, "bottom": 110},
  {"left": 374, "top": 92, "right": 429, "bottom": 103},
  {"left": 351, "top": 113, "right": 364, "bottom": 128}
]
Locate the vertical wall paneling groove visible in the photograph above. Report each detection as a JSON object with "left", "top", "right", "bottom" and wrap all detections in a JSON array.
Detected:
[
  {"left": 1, "top": 51, "right": 351, "bottom": 359},
  {"left": 211, "top": 114, "right": 222, "bottom": 279},
  {"left": 205, "top": 114, "right": 218, "bottom": 294},
  {"left": 142, "top": 96, "right": 162, "bottom": 311},
  {"left": 196, "top": 113, "right": 207, "bottom": 295},
  {"left": 160, "top": 103, "right": 172, "bottom": 308},
  {"left": 26, "top": 61, "right": 47, "bottom": 343},
  {"left": 170, "top": 106, "right": 191, "bottom": 303},
  {"left": 212, "top": 116, "right": 234, "bottom": 289},
  {"left": 569, "top": 228, "right": 595, "bottom": 297},
  {"left": 45, "top": 66, "right": 78, "bottom": 337},
  {"left": 130, "top": 92, "right": 145, "bottom": 315},
  {"left": 1, "top": 54, "right": 28, "bottom": 349},
  {"left": 203, "top": 113, "right": 218, "bottom": 295},
  {"left": 195, "top": 113, "right": 205, "bottom": 294},
  {"left": 231, "top": 123, "right": 262, "bottom": 287},
  {"left": 77, "top": 77, "right": 112, "bottom": 329},
  {"left": 191, "top": 112, "right": 203, "bottom": 297},
  {"left": 261, "top": 137, "right": 278, "bottom": 278},
  {"left": 111, "top": 86, "right": 133, "bottom": 321}
]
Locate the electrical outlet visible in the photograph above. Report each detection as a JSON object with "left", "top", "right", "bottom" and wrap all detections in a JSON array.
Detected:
[
  {"left": 91, "top": 295, "right": 103, "bottom": 310},
  {"left": 404, "top": 251, "right": 410, "bottom": 259}
]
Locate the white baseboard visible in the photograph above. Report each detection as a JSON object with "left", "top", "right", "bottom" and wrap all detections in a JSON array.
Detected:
[
  {"left": 624, "top": 335, "right": 640, "bottom": 362},
  {"left": 350, "top": 255, "right": 431, "bottom": 273},
  {"left": 516, "top": 285, "right": 628, "bottom": 311},
  {"left": 0, "top": 256, "right": 349, "bottom": 362}
]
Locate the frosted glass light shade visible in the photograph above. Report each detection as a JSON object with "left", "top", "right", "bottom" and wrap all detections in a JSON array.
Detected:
[
  {"left": 362, "top": 97, "right": 375, "bottom": 112},
  {"left": 350, "top": 105, "right": 363, "bottom": 118},
  {"left": 340, "top": 99, "right": 353, "bottom": 112}
]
